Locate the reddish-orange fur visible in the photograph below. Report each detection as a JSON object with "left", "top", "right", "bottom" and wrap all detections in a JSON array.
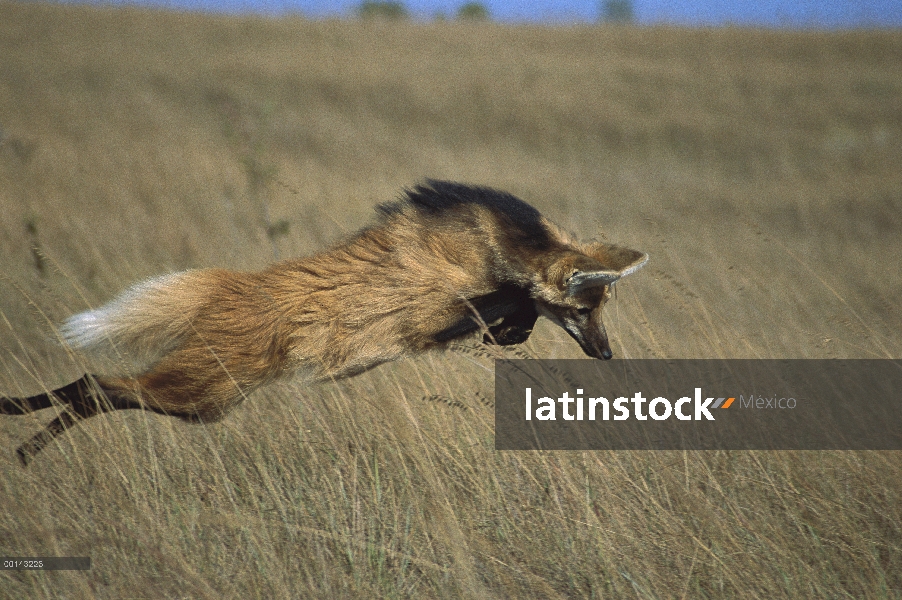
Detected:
[{"left": 2, "top": 181, "right": 647, "bottom": 464}]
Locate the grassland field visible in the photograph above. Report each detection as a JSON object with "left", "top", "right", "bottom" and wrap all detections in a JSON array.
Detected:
[{"left": 1, "top": 2, "right": 901, "bottom": 597}]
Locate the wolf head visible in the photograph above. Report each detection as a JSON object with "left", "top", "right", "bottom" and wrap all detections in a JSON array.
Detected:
[
  {"left": 394, "top": 180, "right": 648, "bottom": 360},
  {"left": 533, "top": 242, "right": 648, "bottom": 360}
]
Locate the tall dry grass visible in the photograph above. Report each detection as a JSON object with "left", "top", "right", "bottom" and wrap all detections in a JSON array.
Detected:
[{"left": 1, "top": 2, "right": 900, "bottom": 597}]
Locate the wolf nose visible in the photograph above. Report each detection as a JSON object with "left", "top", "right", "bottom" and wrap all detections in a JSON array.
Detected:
[{"left": 601, "top": 349, "right": 613, "bottom": 360}]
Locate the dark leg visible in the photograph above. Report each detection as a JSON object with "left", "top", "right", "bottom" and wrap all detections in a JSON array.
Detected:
[
  {"left": 484, "top": 301, "right": 539, "bottom": 346},
  {"left": 1, "top": 375, "right": 97, "bottom": 415},
  {"left": 16, "top": 412, "right": 83, "bottom": 466},
  {"left": 2, "top": 374, "right": 136, "bottom": 466}
]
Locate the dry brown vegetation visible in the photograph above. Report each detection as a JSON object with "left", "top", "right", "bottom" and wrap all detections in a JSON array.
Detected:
[{"left": 1, "top": 2, "right": 901, "bottom": 597}]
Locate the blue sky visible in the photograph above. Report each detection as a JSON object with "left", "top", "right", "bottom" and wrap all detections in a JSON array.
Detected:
[{"left": 86, "top": 0, "right": 902, "bottom": 27}]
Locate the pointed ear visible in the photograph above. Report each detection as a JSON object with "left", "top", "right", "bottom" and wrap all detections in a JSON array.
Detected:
[
  {"left": 564, "top": 243, "right": 648, "bottom": 295},
  {"left": 565, "top": 269, "right": 620, "bottom": 295},
  {"left": 586, "top": 242, "right": 649, "bottom": 274},
  {"left": 618, "top": 252, "right": 649, "bottom": 278},
  {"left": 610, "top": 248, "right": 649, "bottom": 280}
]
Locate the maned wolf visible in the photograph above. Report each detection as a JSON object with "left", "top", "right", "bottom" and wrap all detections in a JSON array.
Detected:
[{"left": 2, "top": 180, "right": 647, "bottom": 464}]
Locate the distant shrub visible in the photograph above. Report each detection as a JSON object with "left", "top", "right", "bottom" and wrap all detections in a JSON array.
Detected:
[
  {"left": 357, "top": 1, "right": 408, "bottom": 20},
  {"left": 456, "top": 2, "right": 490, "bottom": 21},
  {"left": 601, "top": 0, "right": 634, "bottom": 23}
]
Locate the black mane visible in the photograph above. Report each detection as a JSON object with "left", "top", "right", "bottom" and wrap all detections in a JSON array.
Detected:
[{"left": 379, "top": 180, "right": 554, "bottom": 248}]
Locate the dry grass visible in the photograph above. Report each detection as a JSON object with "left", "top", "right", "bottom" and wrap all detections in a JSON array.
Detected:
[{"left": 1, "top": 2, "right": 901, "bottom": 597}]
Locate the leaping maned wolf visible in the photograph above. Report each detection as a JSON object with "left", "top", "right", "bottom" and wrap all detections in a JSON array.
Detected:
[{"left": 2, "top": 180, "right": 647, "bottom": 464}]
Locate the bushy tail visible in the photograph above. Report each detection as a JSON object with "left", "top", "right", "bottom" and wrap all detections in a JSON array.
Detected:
[{"left": 59, "top": 271, "right": 204, "bottom": 369}]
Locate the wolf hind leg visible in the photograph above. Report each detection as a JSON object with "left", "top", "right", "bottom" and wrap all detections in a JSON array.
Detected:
[
  {"left": 16, "top": 411, "right": 85, "bottom": 466},
  {"left": 5, "top": 374, "right": 142, "bottom": 466},
  {"left": 0, "top": 376, "right": 94, "bottom": 414}
]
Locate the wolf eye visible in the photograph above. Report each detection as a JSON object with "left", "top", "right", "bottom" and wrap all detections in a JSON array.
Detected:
[{"left": 576, "top": 307, "right": 592, "bottom": 315}]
